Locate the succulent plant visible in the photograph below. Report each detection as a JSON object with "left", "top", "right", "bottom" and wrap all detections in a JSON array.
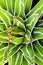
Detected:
[{"left": 0, "top": 0, "right": 43, "bottom": 65}]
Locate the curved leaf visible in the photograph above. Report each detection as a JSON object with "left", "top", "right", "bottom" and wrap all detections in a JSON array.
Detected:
[
  {"left": 4, "top": 0, "right": 15, "bottom": 14},
  {"left": 13, "top": 16, "right": 25, "bottom": 30},
  {"left": 0, "top": 43, "right": 8, "bottom": 64},
  {"left": 36, "top": 20, "right": 43, "bottom": 27},
  {"left": 27, "top": 0, "right": 43, "bottom": 17},
  {"left": 32, "top": 27, "right": 43, "bottom": 40},
  {"left": 33, "top": 41, "right": 43, "bottom": 61},
  {"left": 0, "top": 8, "right": 13, "bottom": 28}
]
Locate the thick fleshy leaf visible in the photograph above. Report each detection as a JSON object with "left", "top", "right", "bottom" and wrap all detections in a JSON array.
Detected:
[
  {"left": 0, "top": 0, "right": 43, "bottom": 65},
  {"left": 0, "top": 43, "right": 8, "bottom": 64},
  {"left": 0, "top": 0, "right": 6, "bottom": 9},
  {"left": 8, "top": 51, "right": 23, "bottom": 65},
  {"left": 0, "top": 26, "right": 24, "bottom": 44},
  {"left": 22, "top": 57, "right": 29, "bottom": 65},
  {"left": 24, "top": 0, "right": 32, "bottom": 14},
  {"left": 3, "top": 0, "right": 32, "bottom": 18},
  {"left": 4, "top": 0, "right": 15, "bottom": 14},
  {"left": 13, "top": 16, "right": 25, "bottom": 30},
  {"left": 14, "top": 0, "right": 25, "bottom": 18},
  {"left": 8, "top": 53, "right": 17, "bottom": 65},
  {"left": 26, "top": 0, "right": 43, "bottom": 32},
  {"left": 0, "top": 7, "right": 13, "bottom": 28},
  {"left": 10, "top": 36, "right": 23, "bottom": 45},
  {"left": 20, "top": 44, "right": 35, "bottom": 64},
  {"left": 33, "top": 41, "right": 43, "bottom": 61},
  {"left": 35, "top": 57, "right": 43, "bottom": 65},
  {"left": 27, "top": 0, "right": 43, "bottom": 17},
  {"left": 0, "top": 31, "right": 9, "bottom": 39},
  {"left": 39, "top": 39, "right": 43, "bottom": 46},
  {"left": 0, "top": 31, "right": 9, "bottom": 43},
  {"left": 24, "top": 30, "right": 31, "bottom": 44},
  {"left": 36, "top": 20, "right": 43, "bottom": 27},
  {"left": 0, "top": 23, "right": 6, "bottom": 31},
  {"left": 14, "top": 0, "right": 32, "bottom": 17},
  {"left": 4, "top": 44, "right": 22, "bottom": 62},
  {"left": 26, "top": 14, "right": 39, "bottom": 32},
  {"left": 32, "top": 27, "right": 43, "bottom": 40},
  {"left": 12, "top": 27, "right": 25, "bottom": 36},
  {"left": 0, "top": 37, "right": 9, "bottom": 43}
]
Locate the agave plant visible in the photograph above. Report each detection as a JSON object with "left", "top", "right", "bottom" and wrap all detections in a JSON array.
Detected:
[{"left": 0, "top": 0, "right": 43, "bottom": 65}]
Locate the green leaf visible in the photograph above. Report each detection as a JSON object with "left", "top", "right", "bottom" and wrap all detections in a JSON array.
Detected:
[
  {"left": 10, "top": 36, "right": 23, "bottom": 45},
  {"left": 14, "top": 0, "right": 25, "bottom": 18},
  {"left": 24, "top": 0, "right": 32, "bottom": 14},
  {"left": 24, "top": 30, "right": 31, "bottom": 44},
  {"left": 35, "top": 57, "right": 43, "bottom": 65},
  {"left": 0, "top": 37, "right": 9, "bottom": 43},
  {"left": 39, "top": 39, "right": 43, "bottom": 46},
  {"left": 8, "top": 51, "right": 23, "bottom": 65},
  {"left": 14, "top": 0, "right": 32, "bottom": 17},
  {"left": 0, "top": 61, "right": 4, "bottom": 65},
  {"left": 0, "top": 31, "right": 9, "bottom": 43},
  {"left": 22, "top": 57, "right": 29, "bottom": 65},
  {"left": 4, "top": 44, "right": 22, "bottom": 62},
  {"left": 12, "top": 27, "right": 25, "bottom": 36},
  {"left": 0, "top": 43, "right": 8, "bottom": 64},
  {"left": 20, "top": 44, "right": 35, "bottom": 64},
  {"left": 4, "top": 0, "right": 15, "bottom": 14},
  {"left": 26, "top": 14, "right": 39, "bottom": 32},
  {"left": 32, "top": 27, "right": 43, "bottom": 40},
  {"left": 33, "top": 41, "right": 43, "bottom": 61},
  {"left": 0, "top": 0, "right": 6, "bottom": 9},
  {"left": 36, "top": 20, "right": 43, "bottom": 27},
  {"left": 0, "top": 0, "right": 43, "bottom": 65},
  {"left": 13, "top": 16, "right": 25, "bottom": 30},
  {"left": 0, "top": 7, "right": 13, "bottom": 28},
  {"left": 0, "top": 23, "right": 6, "bottom": 31},
  {"left": 0, "top": 31, "right": 9, "bottom": 39},
  {"left": 26, "top": 0, "right": 43, "bottom": 32},
  {"left": 27, "top": 0, "right": 43, "bottom": 17}
]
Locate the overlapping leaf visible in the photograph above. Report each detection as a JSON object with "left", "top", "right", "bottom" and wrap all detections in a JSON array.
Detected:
[{"left": 0, "top": 0, "right": 43, "bottom": 65}]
